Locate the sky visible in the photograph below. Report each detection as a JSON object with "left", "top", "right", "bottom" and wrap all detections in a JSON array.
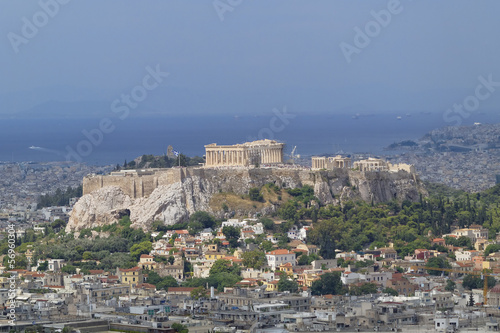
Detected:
[{"left": 1, "top": 0, "right": 500, "bottom": 117}]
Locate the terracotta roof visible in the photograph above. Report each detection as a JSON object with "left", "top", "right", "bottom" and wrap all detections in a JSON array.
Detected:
[
  {"left": 119, "top": 267, "right": 142, "bottom": 272},
  {"left": 140, "top": 254, "right": 153, "bottom": 258},
  {"left": 89, "top": 270, "right": 104, "bottom": 274},
  {"left": 137, "top": 283, "right": 156, "bottom": 289},
  {"left": 267, "top": 249, "right": 292, "bottom": 255}
]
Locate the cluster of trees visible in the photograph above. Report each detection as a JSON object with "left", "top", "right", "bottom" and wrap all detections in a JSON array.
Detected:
[
  {"left": 151, "top": 211, "right": 216, "bottom": 236},
  {"left": 304, "top": 183, "right": 500, "bottom": 258},
  {"left": 146, "top": 271, "right": 178, "bottom": 290},
  {"left": 38, "top": 185, "right": 82, "bottom": 208},
  {"left": 462, "top": 274, "right": 496, "bottom": 290},
  {"left": 249, "top": 188, "right": 264, "bottom": 202},
  {"left": 309, "top": 272, "right": 379, "bottom": 296},
  {"left": 26, "top": 217, "right": 150, "bottom": 271},
  {"left": 444, "top": 235, "right": 473, "bottom": 249},
  {"left": 117, "top": 154, "right": 205, "bottom": 170},
  {"left": 183, "top": 259, "right": 242, "bottom": 291}
]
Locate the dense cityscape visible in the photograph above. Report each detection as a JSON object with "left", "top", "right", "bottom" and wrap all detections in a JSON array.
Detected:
[
  {"left": 0, "top": 129, "right": 500, "bottom": 332},
  {"left": 3, "top": 1, "right": 500, "bottom": 332}
]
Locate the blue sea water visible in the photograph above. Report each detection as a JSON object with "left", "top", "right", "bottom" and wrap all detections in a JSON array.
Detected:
[{"left": 0, "top": 112, "right": 498, "bottom": 165}]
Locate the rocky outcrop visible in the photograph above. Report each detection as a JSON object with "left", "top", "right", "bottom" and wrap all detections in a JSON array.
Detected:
[
  {"left": 67, "top": 186, "right": 133, "bottom": 231},
  {"left": 67, "top": 168, "right": 426, "bottom": 232}
]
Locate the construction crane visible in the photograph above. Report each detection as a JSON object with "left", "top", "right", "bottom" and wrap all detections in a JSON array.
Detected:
[
  {"left": 410, "top": 266, "right": 496, "bottom": 305},
  {"left": 286, "top": 146, "right": 300, "bottom": 164}
]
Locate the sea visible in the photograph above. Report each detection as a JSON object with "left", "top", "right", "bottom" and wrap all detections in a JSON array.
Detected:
[{"left": 0, "top": 112, "right": 498, "bottom": 166}]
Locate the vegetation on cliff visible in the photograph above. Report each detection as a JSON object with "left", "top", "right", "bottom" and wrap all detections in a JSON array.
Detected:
[{"left": 117, "top": 154, "right": 204, "bottom": 170}]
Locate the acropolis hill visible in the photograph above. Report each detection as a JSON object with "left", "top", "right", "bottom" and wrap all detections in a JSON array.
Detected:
[
  {"left": 67, "top": 139, "right": 425, "bottom": 231},
  {"left": 70, "top": 165, "right": 425, "bottom": 232}
]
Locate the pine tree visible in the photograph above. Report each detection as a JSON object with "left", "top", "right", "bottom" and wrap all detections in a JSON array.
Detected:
[{"left": 468, "top": 293, "right": 475, "bottom": 307}]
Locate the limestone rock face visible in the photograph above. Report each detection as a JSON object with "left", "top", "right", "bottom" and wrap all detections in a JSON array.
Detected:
[
  {"left": 67, "top": 168, "right": 426, "bottom": 232},
  {"left": 129, "top": 178, "right": 214, "bottom": 230},
  {"left": 66, "top": 186, "right": 133, "bottom": 232}
]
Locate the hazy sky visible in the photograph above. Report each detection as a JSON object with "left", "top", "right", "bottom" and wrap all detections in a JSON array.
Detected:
[{"left": 1, "top": 0, "right": 500, "bottom": 117}]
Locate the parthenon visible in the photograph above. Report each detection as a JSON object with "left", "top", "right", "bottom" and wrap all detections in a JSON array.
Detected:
[{"left": 204, "top": 139, "right": 284, "bottom": 167}]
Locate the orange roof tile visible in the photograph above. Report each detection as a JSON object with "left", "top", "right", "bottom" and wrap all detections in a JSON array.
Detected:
[{"left": 267, "top": 249, "right": 292, "bottom": 255}]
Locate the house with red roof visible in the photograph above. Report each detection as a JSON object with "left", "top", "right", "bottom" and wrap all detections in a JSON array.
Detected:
[
  {"left": 266, "top": 249, "right": 296, "bottom": 270},
  {"left": 139, "top": 254, "right": 157, "bottom": 270}
]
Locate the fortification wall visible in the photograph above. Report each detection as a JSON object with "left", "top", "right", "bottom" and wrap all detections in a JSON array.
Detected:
[
  {"left": 83, "top": 168, "right": 183, "bottom": 198},
  {"left": 83, "top": 166, "right": 423, "bottom": 204}
]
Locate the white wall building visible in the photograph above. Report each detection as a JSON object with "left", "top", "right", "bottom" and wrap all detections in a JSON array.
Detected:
[{"left": 266, "top": 249, "right": 296, "bottom": 270}]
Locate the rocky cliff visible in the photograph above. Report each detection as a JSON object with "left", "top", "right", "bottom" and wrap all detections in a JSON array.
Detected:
[{"left": 67, "top": 167, "right": 426, "bottom": 232}]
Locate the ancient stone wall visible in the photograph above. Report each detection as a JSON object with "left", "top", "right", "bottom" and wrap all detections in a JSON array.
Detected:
[{"left": 83, "top": 168, "right": 183, "bottom": 198}]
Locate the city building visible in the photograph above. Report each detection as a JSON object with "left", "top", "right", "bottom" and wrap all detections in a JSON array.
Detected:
[{"left": 266, "top": 249, "right": 296, "bottom": 271}]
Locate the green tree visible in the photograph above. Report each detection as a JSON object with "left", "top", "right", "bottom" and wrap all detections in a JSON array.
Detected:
[
  {"left": 82, "top": 251, "right": 93, "bottom": 260},
  {"left": 463, "top": 274, "right": 495, "bottom": 290},
  {"left": 51, "top": 219, "right": 67, "bottom": 232},
  {"left": 130, "top": 241, "right": 152, "bottom": 261},
  {"left": 38, "top": 260, "right": 48, "bottom": 271},
  {"left": 241, "top": 250, "right": 266, "bottom": 269},
  {"left": 260, "top": 240, "right": 274, "bottom": 252},
  {"left": 222, "top": 226, "right": 241, "bottom": 248},
  {"left": 172, "top": 323, "right": 189, "bottom": 333},
  {"left": 350, "top": 283, "right": 378, "bottom": 296},
  {"left": 485, "top": 244, "right": 500, "bottom": 256},
  {"left": 190, "top": 286, "right": 208, "bottom": 300},
  {"left": 249, "top": 188, "right": 264, "bottom": 202},
  {"left": 311, "top": 272, "right": 344, "bottom": 296},
  {"left": 189, "top": 211, "right": 215, "bottom": 230},
  {"left": 210, "top": 259, "right": 240, "bottom": 276},
  {"left": 207, "top": 272, "right": 242, "bottom": 291},
  {"left": 278, "top": 201, "right": 298, "bottom": 222},
  {"left": 468, "top": 293, "right": 475, "bottom": 307},
  {"left": 445, "top": 279, "right": 456, "bottom": 291},
  {"left": 277, "top": 274, "right": 298, "bottom": 293},
  {"left": 157, "top": 276, "right": 178, "bottom": 290},
  {"left": 425, "top": 257, "right": 451, "bottom": 275},
  {"left": 260, "top": 217, "right": 274, "bottom": 230},
  {"left": 383, "top": 287, "right": 399, "bottom": 296},
  {"left": 308, "top": 218, "right": 337, "bottom": 259},
  {"left": 61, "top": 264, "right": 77, "bottom": 274}
]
